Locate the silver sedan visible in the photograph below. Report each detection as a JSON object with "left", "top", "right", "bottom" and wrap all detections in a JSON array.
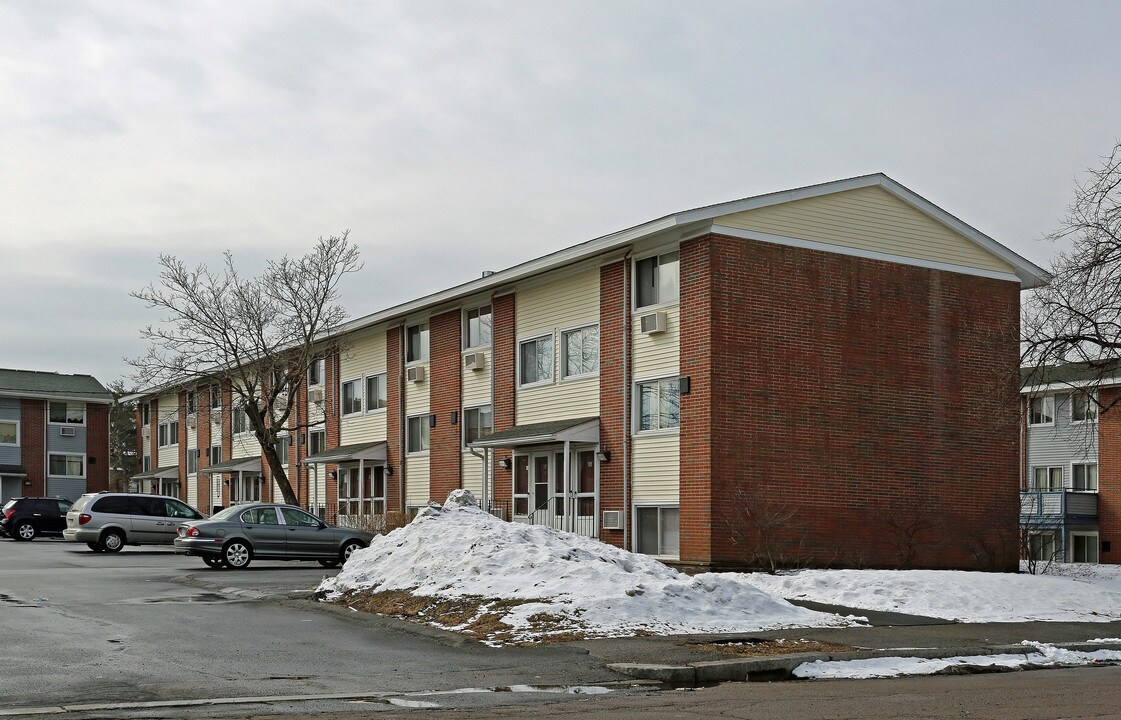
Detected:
[{"left": 174, "top": 503, "right": 375, "bottom": 570}]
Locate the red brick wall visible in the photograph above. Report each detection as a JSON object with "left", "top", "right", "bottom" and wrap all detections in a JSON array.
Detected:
[
  {"left": 20, "top": 400, "right": 45, "bottom": 495},
  {"left": 149, "top": 399, "right": 159, "bottom": 470},
  {"left": 430, "top": 310, "right": 463, "bottom": 502},
  {"left": 325, "top": 349, "right": 341, "bottom": 519},
  {"left": 220, "top": 385, "right": 232, "bottom": 507},
  {"left": 198, "top": 386, "right": 212, "bottom": 512},
  {"left": 177, "top": 391, "right": 187, "bottom": 501},
  {"left": 1099, "top": 388, "right": 1121, "bottom": 564},
  {"left": 86, "top": 403, "right": 110, "bottom": 493},
  {"left": 135, "top": 405, "right": 144, "bottom": 480},
  {"left": 682, "top": 233, "right": 1021, "bottom": 571},
  {"left": 599, "top": 260, "right": 628, "bottom": 548},
  {"left": 386, "top": 330, "right": 403, "bottom": 513},
  {"left": 491, "top": 293, "right": 516, "bottom": 514}
]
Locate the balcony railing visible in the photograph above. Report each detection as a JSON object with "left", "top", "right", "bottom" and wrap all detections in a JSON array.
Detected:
[
  {"left": 1020, "top": 490, "right": 1098, "bottom": 520},
  {"left": 515, "top": 506, "right": 598, "bottom": 538}
]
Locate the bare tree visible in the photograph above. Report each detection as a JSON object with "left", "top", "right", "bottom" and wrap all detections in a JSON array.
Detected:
[
  {"left": 107, "top": 380, "right": 138, "bottom": 492},
  {"left": 129, "top": 233, "right": 361, "bottom": 505},
  {"left": 1023, "top": 141, "right": 1121, "bottom": 405},
  {"left": 721, "top": 484, "right": 805, "bottom": 574}
]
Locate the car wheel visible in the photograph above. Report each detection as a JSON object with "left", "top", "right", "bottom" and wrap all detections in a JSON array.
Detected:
[
  {"left": 15, "top": 522, "right": 36, "bottom": 541},
  {"left": 202, "top": 555, "right": 226, "bottom": 569},
  {"left": 339, "top": 540, "right": 365, "bottom": 565},
  {"left": 223, "top": 540, "right": 252, "bottom": 569},
  {"left": 86, "top": 542, "right": 104, "bottom": 552},
  {"left": 100, "top": 530, "right": 125, "bottom": 553}
]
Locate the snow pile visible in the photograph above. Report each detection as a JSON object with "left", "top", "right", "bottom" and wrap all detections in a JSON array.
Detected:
[
  {"left": 318, "top": 490, "right": 848, "bottom": 641},
  {"left": 794, "top": 641, "right": 1121, "bottom": 679},
  {"left": 742, "top": 568, "right": 1121, "bottom": 623}
]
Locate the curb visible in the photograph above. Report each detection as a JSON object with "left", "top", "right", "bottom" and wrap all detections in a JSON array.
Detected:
[{"left": 607, "top": 642, "right": 1121, "bottom": 683}]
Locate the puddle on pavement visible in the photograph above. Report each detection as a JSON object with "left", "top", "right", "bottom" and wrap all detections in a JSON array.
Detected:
[
  {"left": 349, "top": 681, "right": 646, "bottom": 709},
  {"left": 121, "top": 593, "right": 238, "bottom": 605}
]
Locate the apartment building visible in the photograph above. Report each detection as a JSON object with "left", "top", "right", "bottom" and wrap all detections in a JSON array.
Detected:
[
  {"left": 0, "top": 368, "right": 113, "bottom": 502},
  {"left": 131, "top": 174, "right": 1047, "bottom": 570}
]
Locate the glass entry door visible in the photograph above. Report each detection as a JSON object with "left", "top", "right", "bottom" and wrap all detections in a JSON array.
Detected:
[{"left": 512, "top": 448, "right": 597, "bottom": 536}]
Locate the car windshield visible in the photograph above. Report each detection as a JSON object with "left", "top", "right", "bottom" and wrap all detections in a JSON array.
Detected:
[{"left": 208, "top": 506, "right": 243, "bottom": 522}]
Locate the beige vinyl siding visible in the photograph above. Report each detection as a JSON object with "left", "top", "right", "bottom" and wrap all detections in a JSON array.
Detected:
[
  {"left": 631, "top": 434, "right": 680, "bottom": 501},
  {"left": 404, "top": 371, "right": 430, "bottom": 415},
  {"left": 632, "top": 305, "right": 680, "bottom": 379},
  {"left": 341, "top": 332, "right": 390, "bottom": 445},
  {"left": 716, "top": 185, "right": 1017, "bottom": 274},
  {"left": 462, "top": 348, "right": 492, "bottom": 406},
  {"left": 187, "top": 474, "right": 197, "bottom": 507},
  {"left": 462, "top": 451, "right": 484, "bottom": 497},
  {"left": 231, "top": 432, "right": 259, "bottom": 461},
  {"left": 406, "top": 455, "right": 430, "bottom": 506},
  {"left": 515, "top": 268, "right": 601, "bottom": 425},
  {"left": 156, "top": 393, "right": 179, "bottom": 468}
]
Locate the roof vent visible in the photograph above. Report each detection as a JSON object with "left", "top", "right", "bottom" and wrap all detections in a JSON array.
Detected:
[{"left": 481, "top": 270, "right": 496, "bottom": 277}]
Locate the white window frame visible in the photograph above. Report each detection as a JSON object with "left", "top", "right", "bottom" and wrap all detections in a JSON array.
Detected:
[
  {"left": 341, "top": 378, "right": 363, "bottom": 417},
  {"left": 517, "top": 333, "right": 554, "bottom": 387},
  {"left": 232, "top": 405, "right": 249, "bottom": 436},
  {"left": 0, "top": 419, "right": 19, "bottom": 447},
  {"left": 208, "top": 445, "right": 222, "bottom": 466},
  {"left": 1070, "top": 531, "right": 1100, "bottom": 563},
  {"left": 365, "top": 373, "right": 387, "bottom": 413},
  {"left": 1028, "top": 395, "right": 1055, "bottom": 426},
  {"left": 1030, "top": 466, "right": 1064, "bottom": 491},
  {"left": 633, "top": 502, "right": 680, "bottom": 559},
  {"left": 634, "top": 248, "right": 681, "bottom": 310},
  {"left": 308, "top": 429, "right": 326, "bottom": 457},
  {"left": 634, "top": 376, "right": 681, "bottom": 434},
  {"left": 142, "top": 455, "right": 151, "bottom": 473},
  {"left": 186, "top": 448, "right": 199, "bottom": 474},
  {"left": 308, "top": 357, "right": 325, "bottom": 387},
  {"left": 210, "top": 385, "right": 222, "bottom": 410},
  {"left": 1072, "top": 462, "right": 1099, "bottom": 492},
  {"left": 406, "top": 414, "right": 431, "bottom": 455},
  {"left": 463, "top": 405, "right": 493, "bottom": 447},
  {"left": 560, "top": 323, "right": 599, "bottom": 380},
  {"left": 463, "top": 305, "right": 493, "bottom": 350},
  {"left": 274, "top": 434, "right": 291, "bottom": 466},
  {"left": 186, "top": 391, "right": 197, "bottom": 415},
  {"left": 47, "top": 452, "right": 85, "bottom": 479},
  {"left": 1071, "top": 391, "right": 1099, "bottom": 424},
  {"left": 406, "top": 323, "right": 430, "bottom": 365},
  {"left": 48, "top": 401, "right": 86, "bottom": 426},
  {"left": 142, "top": 402, "right": 151, "bottom": 425},
  {"left": 1026, "top": 530, "right": 1058, "bottom": 563},
  {"left": 158, "top": 420, "right": 180, "bottom": 448}
]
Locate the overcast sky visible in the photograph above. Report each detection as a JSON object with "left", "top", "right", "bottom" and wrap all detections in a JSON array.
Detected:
[{"left": 2, "top": 1, "right": 1119, "bottom": 388}]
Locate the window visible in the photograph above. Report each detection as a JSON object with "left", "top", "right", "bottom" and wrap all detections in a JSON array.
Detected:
[
  {"left": 464, "top": 405, "right": 493, "bottom": 445},
  {"left": 637, "top": 377, "right": 680, "bottom": 432},
  {"left": 561, "top": 325, "right": 599, "bottom": 378},
  {"left": 635, "top": 250, "right": 680, "bottom": 308},
  {"left": 365, "top": 373, "right": 387, "bottom": 412},
  {"left": 142, "top": 402, "right": 151, "bottom": 425},
  {"left": 281, "top": 507, "right": 322, "bottom": 527},
  {"left": 513, "top": 455, "right": 529, "bottom": 516},
  {"left": 229, "top": 475, "right": 262, "bottom": 503},
  {"left": 210, "top": 385, "right": 222, "bottom": 410},
  {"left": 186, "top": 449, "right": 199, "bottom": 474},
  {"left": 1072, "top": 392, "right": 1098, "bottom": 423},
  {"left": 208, "top": 445, "right": 222, "bottom": 466},
  {"left": 142, "top": 455, "right": 151, "bottom": 473},
  {"left": 158, "top": 420, "right": 180, "bottom": 448},
  {"left": 636, "top": 505, "right": 680, "bottom": 557},
  {"left": 341, "top": 379, "right": 362, "bottom": 416},
  {"left": 49, "top": 401, "right": 85, "bottom": 425},
  {"left": 1071, "top": 532, "right": 1100, "bottom": 563},
  {"left": 308, "top": 429, "right": 326, "bottom": 457},
  {"left": 274, "top": 435, "right": 291, "bottom": 465},
  {"left": 1031, "top": 466, "right": 1064, "bottom": 491},
  {"left": 0, "top": 420, "right": 18, "bottom": 446},
  {"left": 407, "top": 323, "right": 429, "bottom": 364},
  {"left": 337, "top": 466, "right": 387, "bottom": 516},
  {"left": 1029, "top": 396, "right": 1054, "bottom": 426},
  {"left": 1027, "top": 531, "right": 1057, "bottom": 563},
  {"left": 1073, "top": 463, "right": 1099, "bottom": 492},
  {"left": 186, "top": 391, "right": 197, "bottom": 415},
  {"left": 233, "top": 405, "right": 249, "bottom": 434},
  {"left": 308, "top": 357, "right": 325, "bottom": 386},
  {"left": 407, "top": 415, "right": 430, "bottom": 454},
  {"left": 465, "top": 305, "right": 493, "bottom": 349},
  {"left": 48, "top": 453, "right": 84, "bottom": 478},
  {"left": 519, "top": 335, "right": 553, "bottom": 385}
]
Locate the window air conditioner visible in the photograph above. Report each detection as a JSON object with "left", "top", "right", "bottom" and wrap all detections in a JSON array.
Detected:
[
  {"left": 141, "top": 426, "right": 151, "bottom": 439},
  {"left": 186, "top": 415, "right": 197, "bottom": 429},
  {"left": 406, "top": 365, "right": 427, "bottom": 383},
  {"left": 308, "top": 388, "right": 325, "bottom": 404},
  {"left": 464, "top": 352, "right": 486, "bottom": 371},
  {"left": 274, "top": 393, "right": 288, "bottom": 411},
  {"left": 601, "top": 510, "right": 623, "bottom": 530},
  {"left": 59, "top": 426, "right": 77, "bottom": 438},
  {"left": 639, "top": 311, "right": 668, "bottom": 335}
]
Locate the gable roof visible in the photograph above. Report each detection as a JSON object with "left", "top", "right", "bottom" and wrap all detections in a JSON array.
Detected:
[{"left": 0, "top": 369, "right": 113, "bottom": 404}]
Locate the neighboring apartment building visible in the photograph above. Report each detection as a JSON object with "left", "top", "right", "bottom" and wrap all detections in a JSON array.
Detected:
[
  {"left": 1021, "top": 364, "right": 1117, "bottom": 564},
  {"left": 0, "top": 368, "right": 113, "bottom": 503},
  {"left": 130, "top": 174, "right": 1048, "bottom": 570}
]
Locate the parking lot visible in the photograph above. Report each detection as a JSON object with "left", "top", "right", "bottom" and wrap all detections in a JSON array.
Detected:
[{"left": 0, "top": 538, "right": 635, "bottom": 717}]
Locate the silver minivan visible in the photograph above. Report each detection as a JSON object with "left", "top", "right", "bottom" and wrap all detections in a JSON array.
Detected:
[{"left": 64, "top": 493, "right": 206, "bottom": 552}]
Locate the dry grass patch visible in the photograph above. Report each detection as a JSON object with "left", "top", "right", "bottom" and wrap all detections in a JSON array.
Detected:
[{"left": 697, "top": 638, "right": 856, "bottom": 657}]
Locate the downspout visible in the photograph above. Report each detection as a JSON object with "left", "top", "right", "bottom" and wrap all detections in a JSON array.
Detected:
[
  {"left": 622, "top": 251, "right": 632, "bottom": 552},
  {"left": 399, "top": 324, "right": 407, "bottom": 514},
  {"left": 467, "top": 293, "right": 498, "bottom": 512}
]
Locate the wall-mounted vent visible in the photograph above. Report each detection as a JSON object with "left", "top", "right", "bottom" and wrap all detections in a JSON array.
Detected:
[
  {"left": 639, "top": 311, "right": 668, "bottom": 335},
  {"left": 186, "top": 415, "right": 197, "bottom": 429},
  {"left": 464, "top": 352, "right": 486, "bottom": 371},
  {"left": 59, "top": 426, "right": 77, "bottom": 438},
  {"left": 406, "top": 365, "right": 427, "bottom": 383},
  {"left": 308, "top": 388, "right": 325, "bottom": 404},
  {"left": 601, "top": 510, "right": 623, "bottom": 530}
]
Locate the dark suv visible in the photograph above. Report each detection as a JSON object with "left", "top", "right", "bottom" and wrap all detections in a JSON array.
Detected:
[{"left": 1, "top": 497, "right": 73, "bottom": 541}]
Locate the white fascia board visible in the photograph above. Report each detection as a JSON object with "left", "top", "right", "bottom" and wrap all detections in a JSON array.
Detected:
[
  {"left": 710, "top": 226, "right": 1024, "bottom": 284},
  {"left": 1022, "top": 377, "right": 1121, "bottom": 394},
  {"left": 0, "top": 391, "right": 113, "bottom": 405}
]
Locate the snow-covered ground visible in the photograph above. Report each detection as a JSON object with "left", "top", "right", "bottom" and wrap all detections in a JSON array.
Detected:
[{"left": 318, "top": 490, "right": 1121, "bottom": 645}]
